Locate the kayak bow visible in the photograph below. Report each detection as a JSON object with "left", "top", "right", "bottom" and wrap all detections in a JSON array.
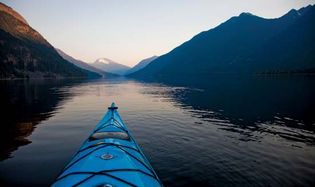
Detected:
[{"left": 52, "top": 103, "right": 162, "bottom": 187}]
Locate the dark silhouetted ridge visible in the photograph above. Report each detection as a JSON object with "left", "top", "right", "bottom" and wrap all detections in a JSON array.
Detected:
[
  {"left": 125, "top": 56, "right": 158, "bottom": 75},
  {"left": 129, "top": 4, "right": 315, "bottom": 79}
]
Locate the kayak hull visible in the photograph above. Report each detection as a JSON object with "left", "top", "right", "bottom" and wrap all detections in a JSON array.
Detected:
[{"left": 52, "top": 103, "right": 162, "bottom": 187}]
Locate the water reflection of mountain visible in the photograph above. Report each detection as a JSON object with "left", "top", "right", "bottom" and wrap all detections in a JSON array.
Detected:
[
  {"left": 0, "top": 80, "right": 77, "bottom": 160},
  {"left": 140, "top": 76, "right": 315, "bottom": 143}
]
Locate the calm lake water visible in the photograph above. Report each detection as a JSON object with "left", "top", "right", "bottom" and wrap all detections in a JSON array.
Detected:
[{"left": 0, "top": 76, "right": 315, "bottom": 187}]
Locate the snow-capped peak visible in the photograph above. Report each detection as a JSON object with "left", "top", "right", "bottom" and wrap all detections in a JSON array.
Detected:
[{"left": 97, "top": 58, "right": 110, "bottom": 64}]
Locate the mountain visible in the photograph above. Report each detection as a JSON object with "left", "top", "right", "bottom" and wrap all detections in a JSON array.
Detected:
[
  {"left": 130, "top": 5, "right": 315, "bottom": 78},
  {"left": 90, "top": 58, "right": 130, "bottom": 75},
  {"left": 56, "top": 49, "right": 117, "bottom": 78},
  {"left": 0, "top": 2, "right": 99, "bottom": 79},
  {"left": 125, "top": 56, "right": 158, "bottom": 75}
]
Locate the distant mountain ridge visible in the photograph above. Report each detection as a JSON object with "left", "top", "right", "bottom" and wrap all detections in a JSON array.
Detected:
[
  {"left": 125, "top": 56, "right": 158, "bottom": 75},
  {"left": 90, "top": 58, "right": 130, "bottom": 75},
  {"left": 56, "top": 49, "right": 117, "bottom": 78},
  {"left": 130, "top": 5, "right": 315, "bottom": 78},
  {"left": 0, "top": 2, "right": 98, "bottom": 79}
]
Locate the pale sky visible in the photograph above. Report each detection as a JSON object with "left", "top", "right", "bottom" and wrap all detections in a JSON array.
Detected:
[{"left": 1, "top": 0, "right": 314, "bottom": 66}]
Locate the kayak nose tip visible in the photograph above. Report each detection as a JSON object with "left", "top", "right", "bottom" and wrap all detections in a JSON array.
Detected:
[
  {"left": 111, "top": 102, "right": 116, "bottom": 108},
  {"left": 108, "top": 102, "right": 118, "bottom": 110}
]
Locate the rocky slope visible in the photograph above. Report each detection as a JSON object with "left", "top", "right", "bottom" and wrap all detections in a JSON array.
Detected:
[{"left": 0, "top": 2, "right": 99, "bottom": 79}]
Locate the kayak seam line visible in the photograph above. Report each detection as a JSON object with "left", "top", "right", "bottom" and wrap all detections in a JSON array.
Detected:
[
  {"left": 55, "top": 169, "right": 156, "bottom": 183},
  {"left": 92, "top": 118, "right": 112, "bottom": 132},
  {"left": 72, "top": 170, "right": 137, "bottom": 187},
  {"left": 57, "top": 143, "right": 146, "bottom": 179},
  {"left": 93, "top": 118, "right": 128, "bottom": 134},
  {"left": 115, "top": 146, "right": 158, "bottom": 179},
  {"left": 58, "top": 144, "right": 111, "bottom": 175},
  {"left": 76, "top": 142, "right": 140, "bottom": 156}
]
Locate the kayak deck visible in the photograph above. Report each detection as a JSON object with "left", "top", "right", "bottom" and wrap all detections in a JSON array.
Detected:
[{"left": 52, "top": 103, "right": 162, "bottom": 187}]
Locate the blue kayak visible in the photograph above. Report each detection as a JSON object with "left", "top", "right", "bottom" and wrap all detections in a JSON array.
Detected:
[{"left": 52, "top": 103, "right": 162, "bottom": 187}]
